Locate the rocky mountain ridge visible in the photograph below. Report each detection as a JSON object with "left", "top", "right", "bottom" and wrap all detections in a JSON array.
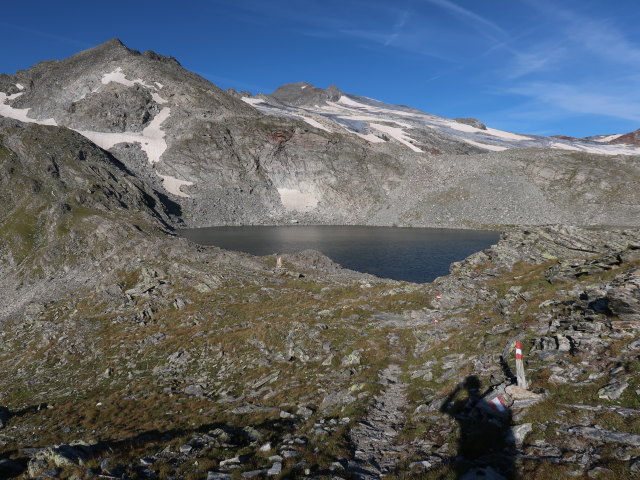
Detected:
[{"left": 1, "top": 39, "right": 639, "bottom": 229}]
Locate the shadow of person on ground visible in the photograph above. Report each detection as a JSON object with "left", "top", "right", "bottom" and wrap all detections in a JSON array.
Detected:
[{"left": 440, "top": 375, "right": 517, "bottom": 479}]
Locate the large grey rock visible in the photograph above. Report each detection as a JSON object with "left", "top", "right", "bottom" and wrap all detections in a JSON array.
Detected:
[
  {"left": 454, "top": 117, "right": 487, "bottom": 130},
  {"left": 598, "top": 379, "right": 629, "bottom": 400},
  {"left": 607, "top": 269, "right": 640, "bottom": 320},
  {"left": 267, "top": 462, "right": 282, "bottom": 476},
  {"left": 566, "top": 426, "right": 640, "bottom": 447},
  {"left": 207, "top": 473, "right": 232, "bottom": 480},
  {"left": 509, "top": 423, "right": 533, "bottom": 447},
  {"left": 270, "top": 82, "right": 342, "bottom": 106}
]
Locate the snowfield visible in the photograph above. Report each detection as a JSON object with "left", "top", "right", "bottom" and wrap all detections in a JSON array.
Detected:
[
  {"left": 101, "top": 67, "right": 153, "bottom": 89},
  {"left": 158, "top": 174, "right": 194, "bottom": 198},
  {"left": 0, "top": 92, "right": 57, "bottom": 126},
  {"left": 463, "top": 139, "right": 509, "bottom": 151},
  {"left": 300, "top": 116, "right": 331, "bottom": 132},
  {"left": 277, "top": 187, "right": 319, "bottom": 213},
  {"left": 77, "top": 107, "right": 171, "bottom": 164},
  {"left": 240, "top": 88, "right": 640, "bottom": 156}
]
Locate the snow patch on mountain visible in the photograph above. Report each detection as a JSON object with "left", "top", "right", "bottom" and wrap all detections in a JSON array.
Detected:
[
  {"left": 101, "top": 67, "right": 153, "bottom": 89},
  {"left": 484, "top": 128, "right": 532, "bottom": 141},
  {"left": 337, "top": 95, "right": 367, "bottom": 108},
  {"left": 151, "top": 92, "right": 168, "bottom": 104},
  {"left": 0, "top": 92, "right": 57, "bottom": 126},
  {"left": 463, "top": 139, "right": 509, "bottom": 151},
  {"left": 76, "top": 107, "right": 171, "bottom": 164},
  {"left": 592, "top": 134, "right": 624, "bottom": 143},
  {"left": 158, "top": 174, "right": 194, "bottom": 198},
  {"left": 550, "top": 142, "right": 582, "bottom": 152},
  {"left": 241, "top": 97, "right": 265, "bottom": 106},
  {"left": 369, "top": 123, "right": 422, "bottom": 152},
  {"left": 301, "top": 116, "right": 331, "bottom": 132},
  {"left": 354, "top": 131, "right": 386, "bottom": 143},
  {"left": 278, "top": 187, "right": 318, "bottom": 213}
]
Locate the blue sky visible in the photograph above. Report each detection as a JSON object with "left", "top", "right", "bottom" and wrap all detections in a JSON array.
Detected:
[{"left": 1, "top": 0, "right": 640, "bottom": 137}]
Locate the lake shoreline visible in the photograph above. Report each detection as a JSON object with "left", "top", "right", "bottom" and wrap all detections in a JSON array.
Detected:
[{"left": 178, "top": 225, "right": 500, "bottom": 283}]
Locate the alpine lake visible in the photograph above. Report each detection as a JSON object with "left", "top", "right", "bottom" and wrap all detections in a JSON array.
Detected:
[{"left": 178, "top": 226, "right": 500, "bottom": 283}]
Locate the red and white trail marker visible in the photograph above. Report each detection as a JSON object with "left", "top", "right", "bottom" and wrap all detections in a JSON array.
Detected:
[
  {"left": 435, "top": 293, "right": 442, "bottom": 300},
  {"left": 276, "top": 257, "right": 283, "bottom": 269},
  {"left": 489, "top": 395, "right": 508, "bottom": 412},
  {"left": 515, "top": 341, "right": 528, "bottom": 390}
]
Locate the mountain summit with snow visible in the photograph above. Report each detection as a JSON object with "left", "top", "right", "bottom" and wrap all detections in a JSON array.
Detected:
[{"left": 1, "top": 39, "right": 639, "bottom": 228}]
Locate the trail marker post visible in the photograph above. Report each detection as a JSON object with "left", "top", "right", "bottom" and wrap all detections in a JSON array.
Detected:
[
  {"left": 276, "top": 257, "right": 283, "bottom": 269},
  {"left": 515, "top": 341, "right": 528, "bottom": 390}
]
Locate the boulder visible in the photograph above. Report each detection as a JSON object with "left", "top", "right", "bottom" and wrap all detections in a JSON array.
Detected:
[
  {"left": 565, "top": 426, "right": 640, "bottom": 447},
  {"left": 509, "top": 423, "right": 533, "bottom": 447},
  {"left": 597, "top": 379, "right": 629, "bottom": 400},
  {"left": 207, "top": 473, "right": 232, "bottom": 480},
  {"left": 607, "top": 270, "right": 640, "bottom": 320}
]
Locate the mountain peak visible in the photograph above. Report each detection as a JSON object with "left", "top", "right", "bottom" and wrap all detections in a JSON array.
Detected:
[
  {"left": 93, "top": 37, "right": 130, "bottom": 52},
  {"left": 270, "top": 82, "right": 343, "bottom": 106},
  {"left": 103, "top": 37, "right": 126, "bottom": 47}
]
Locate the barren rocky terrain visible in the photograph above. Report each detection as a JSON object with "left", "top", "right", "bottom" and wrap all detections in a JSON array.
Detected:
[{"left": 1, "top": 41, "right": 639, "bottom": 480}]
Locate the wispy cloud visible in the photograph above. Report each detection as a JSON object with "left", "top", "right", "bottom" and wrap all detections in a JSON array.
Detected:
[
  {"left": 509, "top": 82, "right": 640, "bottom": 123},
  {"left": 480, "top": 0, "right": 640, "bottom": 131},
  {"left": 504, "top": 43, "right": 567, "bottom": 80},
  {"left": 524, "top": 0, "right": 640, "bottom": 67},
  {"left": 385, "top": 7, "right": 411, "bottom": 46},
  {"left": 423, "top": 0, "right": 507, "bottom": 39}
]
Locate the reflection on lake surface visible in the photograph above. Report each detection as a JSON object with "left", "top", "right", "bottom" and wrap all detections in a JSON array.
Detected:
[{"left": 178, "top": 225, "right": 500, "bottom": 283}]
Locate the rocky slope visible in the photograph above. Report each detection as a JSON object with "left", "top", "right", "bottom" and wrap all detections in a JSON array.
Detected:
[
  {"left": 0, "top": 118, "right": 639, "bottom": 479},
  {"left": 611, "top": 128, "right": 640, "bottom": 146},
  {"left": 0, "top": 117, "right": 179, "bottom": 318},
  {"left": 1, "top": 40, "right": 639, "bottom": 229}
]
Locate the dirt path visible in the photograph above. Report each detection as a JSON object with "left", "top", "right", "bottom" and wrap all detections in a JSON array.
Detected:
[{"left": 348, "top": 334, "right": 409, "bottom": 478}]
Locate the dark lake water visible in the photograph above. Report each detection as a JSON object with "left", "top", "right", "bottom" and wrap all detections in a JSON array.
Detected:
[{"left": 179, "top": 226, "right": 500, "bottom": 283}]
